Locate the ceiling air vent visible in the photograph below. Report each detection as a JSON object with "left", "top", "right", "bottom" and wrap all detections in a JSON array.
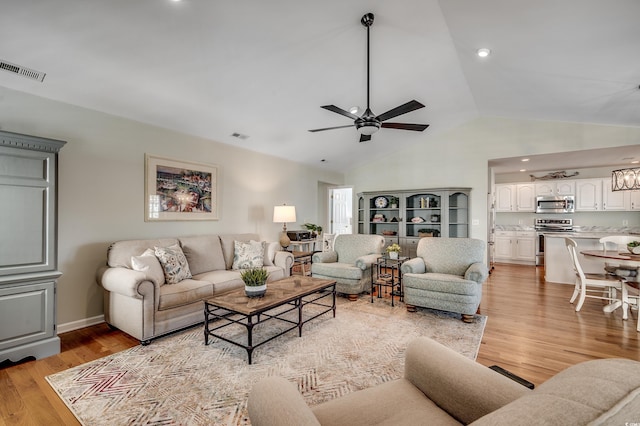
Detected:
[{"left": 0, "top": 59, "right": 46, "bottom": 82}]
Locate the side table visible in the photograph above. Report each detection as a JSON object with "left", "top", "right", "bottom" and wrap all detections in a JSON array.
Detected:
[
  {"left": 291, "top": 251, "right": 313, "bottom": 276},
  {"left": 371, "top": 255, "right": 408, "bottom": 307}
]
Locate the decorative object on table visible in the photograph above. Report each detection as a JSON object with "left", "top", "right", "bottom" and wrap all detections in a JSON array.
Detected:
[
  {"left": 628, "top": 241, "right": 640, "bottom": 255},
  {"left": 389, "top": 196, "right": 399, "bottom": 208},
  {"left": 240, "top": 267, "right": 269, "bottom": 298},
  {"left": 308, "top": 13, "right": 429, "bottom": 143},
  {"left": 418, "top": 228, "right": 439, "bottom": 237},
  {"left": 430, "top": 214, "right": 440, "bottom": 222},
  {"left": 529, "top": 170, "right": 579, "bottom": 181},
  {"left": 273, "top": 204, "right": 296, "bottom": 249},
  {"left": 390, "top": 216, "right": 399, "bottom": 222},
  {"left": 382, "top": 230, "right": 397, "bottom": 236},
  {"left": 420, "top": 197, "right": 429, "bottom": 208},
  {"left": 145, "top": 154, "right": 218, "bottom": 221},
  {"left": 386, "top": 243, "right": 402, "bottom": 259},
  {"left": 411, "top": 216, "right": 425, "bottom": 223},
  {"left": 301, "top": 223, "right": 323, "bottom": 237},
  {"left": 374, "top": 196, "right": 388, "bottom": 208},
  {"left": 612, "top": 167, "right": 640, "bottom": 191},
  {"left": 372, "top": 213, "right": 386, "bottom": 222}
]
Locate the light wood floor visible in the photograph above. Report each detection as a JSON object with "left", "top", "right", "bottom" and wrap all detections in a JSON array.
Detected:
[{"left": 1, "top": 263, "right": 639, "bottom": 425}]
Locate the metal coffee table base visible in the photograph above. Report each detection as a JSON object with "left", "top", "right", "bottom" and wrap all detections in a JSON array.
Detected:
[{"left": 204, "top": 281, "right": 335, "bottom": 364}]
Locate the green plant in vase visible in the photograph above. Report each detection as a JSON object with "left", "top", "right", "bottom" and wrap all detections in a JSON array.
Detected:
[
  {"left": 302, "top": 223, "right": 323, "bottom": 237},
  {"left": 240, "top": 267, "right": 269, "bottom": 297},
  {"left": 386, "top": 243, "right": 402, "bottom": 259}
]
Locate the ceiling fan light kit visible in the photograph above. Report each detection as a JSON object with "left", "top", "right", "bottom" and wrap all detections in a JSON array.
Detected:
[{"left": 309, "top": 13, "right": 429, "bottom": 142}]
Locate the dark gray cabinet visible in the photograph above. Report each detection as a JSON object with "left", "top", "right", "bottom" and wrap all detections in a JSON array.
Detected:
[
  {"left": 357, "top": 188, "right": 470, "bottom": 258},
  {"left": 0, "top": 131, "right": 65, "bottom": 362}
]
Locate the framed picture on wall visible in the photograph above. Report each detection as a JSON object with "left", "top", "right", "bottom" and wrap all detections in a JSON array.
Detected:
[{"left": 145, "top": 154, "right": 218, "bottom": 221}]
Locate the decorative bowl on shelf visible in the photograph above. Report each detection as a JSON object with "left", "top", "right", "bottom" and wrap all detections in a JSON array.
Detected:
[
  {"left": 628, "top": 242, "right": 640, "bottom": 254},
  {"left": 382, "top": 230, "right": 397, "bottom": 236}
]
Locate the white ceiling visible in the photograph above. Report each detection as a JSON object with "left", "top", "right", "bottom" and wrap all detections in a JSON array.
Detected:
[{"left": 1, "top": 0, "right": 639, "bottom": 173}]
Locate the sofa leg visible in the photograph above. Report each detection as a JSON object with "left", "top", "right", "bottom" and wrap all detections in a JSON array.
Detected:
[
  {"left": 347, "top": 294, "right": 358, "bottom": 301},
  {"left": 406, "top": 304, "right": 417, "bottom": 312},
  {"left": 461, "top": 314, "right": 475, "bottom": 323}
]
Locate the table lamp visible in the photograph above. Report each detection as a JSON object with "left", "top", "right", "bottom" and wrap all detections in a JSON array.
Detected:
[{"left": 273, "top": 204, "right": 296, "bottom": 249}]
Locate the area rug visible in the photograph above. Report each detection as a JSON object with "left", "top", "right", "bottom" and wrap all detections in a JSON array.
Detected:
[{"left": 46, "top": 297, "right": 486, "bottom": 426}]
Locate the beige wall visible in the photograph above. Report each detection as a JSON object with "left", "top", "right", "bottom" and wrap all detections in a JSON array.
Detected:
[
  {"left": 0, "top": 86, "right": 344, "bottom": 329},
  {"left": 345, "top": 117, "right": 640, "bottom": 241}
]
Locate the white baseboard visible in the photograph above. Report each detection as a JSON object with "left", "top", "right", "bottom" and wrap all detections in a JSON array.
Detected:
[{"left": 57, "top": 315, "right": 105, "bottom": 334}]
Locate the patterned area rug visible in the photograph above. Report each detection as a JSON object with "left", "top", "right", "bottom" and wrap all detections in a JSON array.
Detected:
[{"left": 46, "top": 297, "right": 486, "bottom": 425}]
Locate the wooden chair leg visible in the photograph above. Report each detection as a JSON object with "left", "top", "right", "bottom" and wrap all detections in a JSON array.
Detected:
[
  {"left": 406, "top": 304, "right": 417, "bottom": 312},
  {"left": 461, "top": 314, "right": 475, "bottom": 323},
  {"left": 347, "top": 294, "right": 358, "bottom": 301}
]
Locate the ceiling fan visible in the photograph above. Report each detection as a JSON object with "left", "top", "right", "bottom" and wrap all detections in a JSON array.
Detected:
[{"left": 309, "top": 13, "right": 429, "bottom": 142}]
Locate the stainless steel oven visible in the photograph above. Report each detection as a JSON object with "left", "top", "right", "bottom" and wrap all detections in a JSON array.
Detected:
[{"left": 534, "top": 218, "right": 574, "bottom": 266}]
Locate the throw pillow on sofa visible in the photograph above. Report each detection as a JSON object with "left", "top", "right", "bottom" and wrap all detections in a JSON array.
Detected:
[
  {"left": 131, "top": 248, "right": 166, "bottom": 286},
  {"left": 154, "top": 244, "right": 192, "bottom": 284},
  {"left": 232, "top": 240, "right": 266, "bottom": 269}
]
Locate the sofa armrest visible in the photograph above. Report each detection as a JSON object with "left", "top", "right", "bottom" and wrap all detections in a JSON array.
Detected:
[
  {"left": 465, "top": 262, "right": 489, "bottom": 284},
  {"left": 401, "top": 257, "right": 426, "bottom": 274},
  {"left": 355, "top": 253, "right": 382, "bottom": 270},
  {"left": 312, "top": 251, "right": 338, "bottom": 263},
  {"left": 248, "top": 376, "right": 320, "bottom": 426},
  {"left": 273, "top": 251, "right": 294, "bottom": 273},
  {"left": 98, "top": 266, "right": 156, "bottom": 298},
  {"left": 404, "top": 337, "right": 530, "bottom": 425}
]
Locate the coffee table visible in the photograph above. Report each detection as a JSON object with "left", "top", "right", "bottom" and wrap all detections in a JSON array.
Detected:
[{"left": 203, "top": 276, "right": 336, "bottom": 364}]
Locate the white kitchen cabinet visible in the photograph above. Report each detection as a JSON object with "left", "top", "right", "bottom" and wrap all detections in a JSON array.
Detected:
[
  {"left": 494, "top": 231, "right": 535, "bottom": 264},
  {"left": 630, "top": 191, "right": 640, "bottom": 210},
  {"left": 535, "top": 180, "right": 575, "bottom": 196},
  {"left": 516, "top": 184, "right": 536, "bottom": 212},
  {"left": 601, "top": 178, "right": 629, "bottom": 211},
  {"left": 495, "top": 183, "right": 534, "bottom": 212},
  {"left": 495, "top": 184, "right": 515, "bottom": 212},
  {"left": 575, "top": 179, "right": 602, "bottom": 211}
]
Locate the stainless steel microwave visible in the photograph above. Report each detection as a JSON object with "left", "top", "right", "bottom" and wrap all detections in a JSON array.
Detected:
[{"left": 536, "top": 195, "right": 575, "bottom": 214}]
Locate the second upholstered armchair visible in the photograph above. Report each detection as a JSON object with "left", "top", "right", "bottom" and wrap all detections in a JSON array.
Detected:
[
  {"left": 311, "top": 234, "right": 385, "bottom": 300},
  {"left": 401, "top": 237, "right": 488, "bottom": 322}
]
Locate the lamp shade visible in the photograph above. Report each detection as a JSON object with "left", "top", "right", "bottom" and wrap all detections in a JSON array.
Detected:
[{"left": 273, "top": 205, "right": 296, "bottom": 223}]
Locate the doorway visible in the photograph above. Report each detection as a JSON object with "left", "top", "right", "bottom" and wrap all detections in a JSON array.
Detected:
[{"left": 329, "top": 187, "right": 353, "bottom": 235}]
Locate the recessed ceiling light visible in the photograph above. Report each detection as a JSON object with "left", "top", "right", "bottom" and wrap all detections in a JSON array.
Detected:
[
  {"left": 520, "top": 169, "right": 527, "bottom": 172},
  {"left": 477, "top": 48, "right": 491, "bottom": 58},
  {"left": 521, "top": 158, "right": 529, "bottom": 162},
  {"left": 632, "top": 160, "right": 639, "bottom": 164}
]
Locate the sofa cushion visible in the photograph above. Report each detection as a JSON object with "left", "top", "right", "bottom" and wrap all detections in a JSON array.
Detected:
[
  {"left": 179, "top": 235, "right": 226, "bottom": 275},
  {"left": 311, "top": 262, "right": 363, "bottom": 280},
  {"left": 311, "top": 378, "right": 460, "bottom": 426},
  {"left": 131, "top": 248, "right": 165, "bottom": 286},
  {"left": 195, "top": 265, "right": 286, "bottom": 295},
  {"left": 158, "top": 278, "right": 213, "bottom": 310},
  {"left": 232, "top": 240, "right": 266, "bottom": 269},
  {"left": 263, "top": 241, "right": 279, "bottom": 267},
  {"left": 404, "top": 273, "right": 478, "bottom": 294},
  {"left": 470, "top": 358, "right": 640, "bottom": 426},
  {"left": 108, "top": 238, "right": 179, "bottom": 268},
  {"left": 220, "top": 233, "right": 260, "bottom": 269},
  {"left": 155, "top": 244, "right": 193, "bottom": 284}
]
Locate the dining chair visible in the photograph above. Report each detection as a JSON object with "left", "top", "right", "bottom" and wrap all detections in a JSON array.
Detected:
[
  {"left": 623, "top": 279, "right": 640, "bottom": 331},
  {"left": 565, "top": 237, "right": 625, "bottom": 315}
]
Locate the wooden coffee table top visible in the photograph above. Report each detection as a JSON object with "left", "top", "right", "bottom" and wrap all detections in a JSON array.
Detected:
[{"left": 205, "top": 276, "right": 336, "bottom": 315}]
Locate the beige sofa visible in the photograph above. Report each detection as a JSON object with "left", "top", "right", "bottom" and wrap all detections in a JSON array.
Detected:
[
  {"left": 248, "top": 337, "right": 640, "bottom": 425},
  {"left": 97, "top": 233, "right": 293, "bottom": 344}
]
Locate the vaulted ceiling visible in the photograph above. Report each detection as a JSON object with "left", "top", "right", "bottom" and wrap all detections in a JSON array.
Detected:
[{"left": 1, "top": 0, "right": 639, "bottom": 172}]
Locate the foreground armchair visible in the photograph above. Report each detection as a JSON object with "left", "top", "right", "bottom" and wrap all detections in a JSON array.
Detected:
[
  {"left": 311, "top": 234, "right": 384, "bottom": 300},
  {"left": 248, "top": 336, "right": 640, "bottom": 425},
  {"left": 401, "top": 238, "right": 488, "bottom": 322}
]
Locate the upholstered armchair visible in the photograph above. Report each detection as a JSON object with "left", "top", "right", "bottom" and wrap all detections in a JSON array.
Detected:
[
  {"left": 401, "top": 238, "right": 488, "bottom": 322},
  {"left": 311, "top": 234, "right": 385, "bottom": 300}
]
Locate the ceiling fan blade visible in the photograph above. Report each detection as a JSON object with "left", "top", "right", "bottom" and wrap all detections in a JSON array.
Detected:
[
  {"left": 308, "top": 124, "right": 355, "bottom": 133},
  {"left": 376, "top": 100, "right": 425, "bottom": 122},
  {"left": 321, "top": 105, "right": 360, "bottom": 120},
  {"left": 381, "top": 122, "right": 430, "bottom": 132},
  {"left": 359, "top": 134, "right": 372, "bottom": 143}
]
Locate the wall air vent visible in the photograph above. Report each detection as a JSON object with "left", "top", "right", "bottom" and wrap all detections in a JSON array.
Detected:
[{"left": 0, "top": 59, "right": 46, "bottom": 82}]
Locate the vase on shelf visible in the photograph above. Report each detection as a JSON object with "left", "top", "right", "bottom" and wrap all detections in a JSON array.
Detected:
[{"left": 389, "top": 251, "right": 399, "bottom": 259}]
